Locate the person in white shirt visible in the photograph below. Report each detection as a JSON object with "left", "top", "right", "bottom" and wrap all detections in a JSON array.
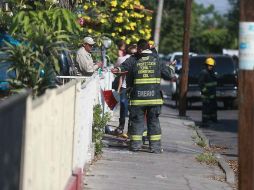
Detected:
[
  {"left": 76, "top": 37, "right": 102, "bottom": 76},
  {"left": 114, "top": 44, "right": 137, "bottom": 135}
]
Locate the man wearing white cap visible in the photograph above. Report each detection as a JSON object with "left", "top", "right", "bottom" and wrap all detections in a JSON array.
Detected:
[{"left": 76, "top": 36, "right": 102, "bottom": 76}]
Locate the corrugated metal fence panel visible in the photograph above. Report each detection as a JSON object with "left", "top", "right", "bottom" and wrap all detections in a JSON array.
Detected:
[
  {"left": 21, "top": 81, "right": 76, "bottom": 190},
  {"left": 0, "top": 91, "right": 29, "bottom": 190}
]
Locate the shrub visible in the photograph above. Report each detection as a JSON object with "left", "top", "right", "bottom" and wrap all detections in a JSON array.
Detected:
[{"left": 92, "top": 104, "right": 110, "bottom": 155}]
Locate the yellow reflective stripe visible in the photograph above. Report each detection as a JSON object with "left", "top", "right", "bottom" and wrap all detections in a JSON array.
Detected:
[
  {"left": 130, "top": 99, "right": 163, "bottom": 105},
  {"left": 130, "top": 135, "right": 142, "bottom": 141},
  {"left": 143, "top": 130, "right": 147, "bottom": 137},
  {"left": 204, "top": 82, "right": 217, "bottom": 87},
  {"left": 150, "top": 135, "right": 161, "bottom": 141},
  {"left": 134, "top": 78, "right": 161, "bottom": 84}
]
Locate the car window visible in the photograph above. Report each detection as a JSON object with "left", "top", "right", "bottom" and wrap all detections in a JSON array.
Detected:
[
  {"left": 189, "top": 56, "right": 235, "bottom": 76},
  {"left": 0, "top": 62, "right": 15, "bottom": 81},
  {"left": 189, "top": 57, "right": 204, "bottom": 77},
  {"left": 58, "top": 51, "right": 71, "bottom": 75},
  {"left": 215, "top": 57, "right": 235, "bottom": 75}
]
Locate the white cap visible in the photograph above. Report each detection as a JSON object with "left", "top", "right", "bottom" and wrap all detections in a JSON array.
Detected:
[{"left": 83, "top": 37, "right": 96, "bottom": 45}]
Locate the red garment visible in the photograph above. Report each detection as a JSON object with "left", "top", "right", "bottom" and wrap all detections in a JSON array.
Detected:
[{"left": 102, "top": 90, "right": 118, "bottom": 110}]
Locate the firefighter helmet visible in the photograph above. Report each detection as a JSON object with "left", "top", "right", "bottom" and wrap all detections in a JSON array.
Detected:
[{"left": 205, "top": 57, "right": 215, "bottom": 66}]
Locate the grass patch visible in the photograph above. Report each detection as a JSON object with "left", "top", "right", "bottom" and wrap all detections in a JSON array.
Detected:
[
  {"left": 196, "top": 152, "right": 217, "bottom": 165},
  {"left": 192, "top": 131, "right": 207, "bottom": 148},
  {"left": 196, "top": 137, "right": 206, "bottom": 148}
]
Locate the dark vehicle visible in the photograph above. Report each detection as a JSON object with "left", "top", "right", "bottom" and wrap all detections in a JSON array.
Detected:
[
  {"left": 175, "top": 55, "right": 238, "bottom": 108},
  {"left": 0, "top": 53, "right": 15, "bottom": 94}
]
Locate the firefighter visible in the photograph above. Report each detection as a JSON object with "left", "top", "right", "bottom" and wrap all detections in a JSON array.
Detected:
[
  {"left": 111, "top": 39, "right": 175, "bottom": 153},
  {"left": 198, "top": 57, "right": 217, "bottom": 125}
]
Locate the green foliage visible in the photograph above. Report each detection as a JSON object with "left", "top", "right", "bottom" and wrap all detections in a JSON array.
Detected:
[
  {"left": 1, "top": 39, "right": 60, "bottom": 97},
  {"left": 192, "top": 130, "right": 207, "bottom": 148},
  {"left": 9, "top": 8, "right": 81, "bottom": 36},
  {"left": 78, "top": 0, "right": 153, "bottom": 45},
  {"left": 159, "top": 1, "right": 185, "bottom": 53},
  {"left": 190, "top": 2, "right": 234, "bottom": 53},
  {"left": 0, "top": 7, "right": 82, "bottom": 96},
  {"left": 146, "top": 0, "right": 238, "bottom": 54},
  {"left": 92, "top": 104, "right": 110, "bottom": 155},
  {"left": 191, "top": 28, "right": 231, "bottom": 53},
  {"left": 1, "top": 43, "right": 44, "bottom": 96},
  {"left": 0, "top": 10, "right": 12, "bottom": 32},
  {"left": 196, "top": 152, "right": 217, "bottom": 165},
  {"left": 225, "top": 0, "right": 239, "bottom": 49}
]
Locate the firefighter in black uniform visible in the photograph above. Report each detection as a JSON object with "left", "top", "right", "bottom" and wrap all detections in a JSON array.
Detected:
[
  {"left": 198, "top": 57, "right": 217, "bottom": 125},
  {"left": 112, "top": 39, "right": 175, "bottom": 153}
]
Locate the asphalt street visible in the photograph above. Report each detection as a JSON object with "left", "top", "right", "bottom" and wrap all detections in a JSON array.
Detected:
[{"left": 161, "top": 80, "right": 238, "bottom": 161}]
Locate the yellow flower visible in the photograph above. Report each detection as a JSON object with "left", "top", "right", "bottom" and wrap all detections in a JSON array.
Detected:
[
  {"left": 134, "top": 13, "right": 139, "bottom": 18},
  {"left": 126, "top": 39, "right": 131, "bottom": 44},
  {"left": 124, "top": 10, "right": 129, "bottom": 17},
  {"left": 120, "top": 36, "right": 126, "bottom": 40},
  {"left": 111, "top": 0, "right": 117, "bottom": 7},
  {"left": 111, "top": 33, "right": 116, "bottom": 37},
  {"left": 145, "top": 28, "right": 152, "bottom": 34},
  {"left": 101, "top": 14, "right": 107, "bottom": 18},
  {"left": 139, "top": 30, "right": 145, "bottom": 34},
  {"left": 115, "top": 17, "right": 123, "bottom": 23},
  {"left": 88, "top": 29, "right": 92, "bottom": 33},
  {"left": 146, "top": 33, "right": 151, "bottom": 39},
  {"left": 78, "top": 13, "right": 82, "bottom": 18},
  {"left": 92, "top": 2, "right": 97, "bottom": 6},
  {"left": 129, "top": 22, "right": 136, "bottom": 30},
  {"left": 118, "top": 12, "right": 123, "bottom": 16},
  {"left": 130, "top": 22, "right": 136, "bottom": 27},
  {"left": 84, "top": 16, "right": 91, "bottom": 21},
  {"left": 100, "top": 18, "right": 107, "bottom": 23},
  {"left": 121, "top": 1, "right": 128, "bottom": 8},
  {"left": 83, "top": 5, "right": 89, "bottom": 10},
  {"left": 124, "top": 25, "right": 131, "bottom": 30},
  {"left": 146, "top": 16, "right": 152, "bottom": 21},
  {"left": 117, "top": 28, "right": 122, "bottom": 32},
  {"left": 134, "top": 0, "right": 140, "bottom": 5},
  {"left": 149, "top": 40, "right": 154, "bottom": 45}
]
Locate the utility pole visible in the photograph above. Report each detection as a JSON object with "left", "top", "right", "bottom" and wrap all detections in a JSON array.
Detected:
[
  {"left": 154, "top": 0, "right": 164, "bottom": 49},
  {"left": 239, "top": 1, "right": 254, "bottom": 189},
  {"left": 179, "top": 0, "right": 192, "bottom": 116}
]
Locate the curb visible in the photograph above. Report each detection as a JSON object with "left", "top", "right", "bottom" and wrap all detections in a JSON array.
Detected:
[
  {"left": 215, "top": 154, "right": 236, "bottom": 185},
  {"left": 195, "top": 128, "right": 236, "bottom": 185}
]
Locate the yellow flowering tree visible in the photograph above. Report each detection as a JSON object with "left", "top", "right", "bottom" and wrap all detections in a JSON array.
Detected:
[{"left": 78, "top": 0, "right": 153, "bottom": 45}]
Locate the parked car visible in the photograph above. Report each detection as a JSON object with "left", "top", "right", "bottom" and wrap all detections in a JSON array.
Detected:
[
  {"left": 174, "top": 55, "right": 238, "bottom": 108},
  {"left": 168, "top": 52, "right": 197, "bottom": 97},
  {"left": 0, "top": 53, "right": 15, "bottom": 94},
  {"left": 0, "top": 33, "right": 19, "bottom": 94}
]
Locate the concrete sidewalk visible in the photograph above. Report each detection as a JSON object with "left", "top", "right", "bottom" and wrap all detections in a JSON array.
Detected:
[{"left": 84, "top": 105, "right": 233, "bottom": 190}]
